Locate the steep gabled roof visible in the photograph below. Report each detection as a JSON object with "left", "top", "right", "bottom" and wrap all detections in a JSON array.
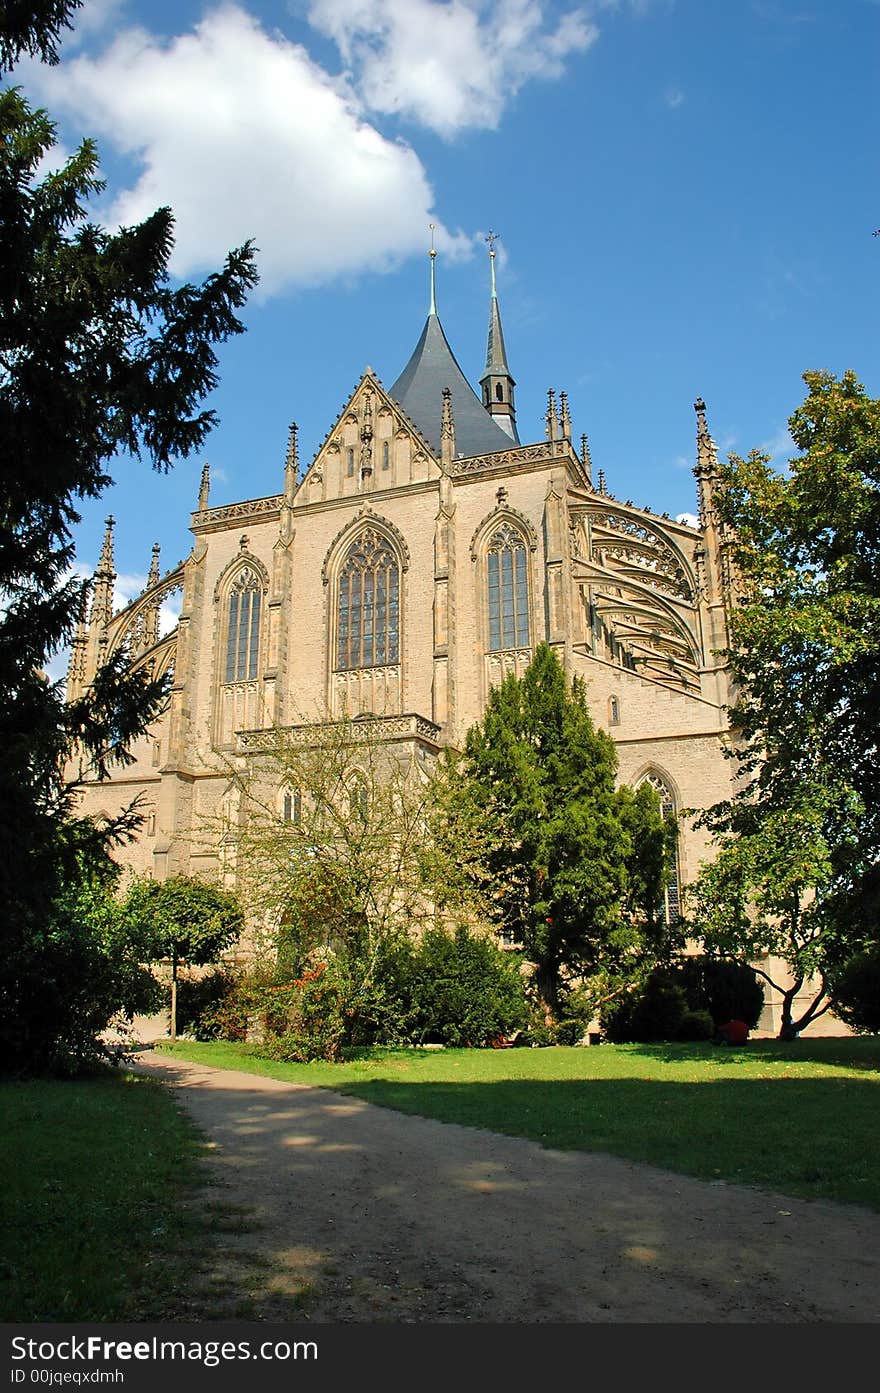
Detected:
[{"left": 389, "top": 312, "right": 515, "bottom": 459}]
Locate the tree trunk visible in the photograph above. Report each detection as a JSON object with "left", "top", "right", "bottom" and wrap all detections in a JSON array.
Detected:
[{"left": 170, "top": 949, "right": 178, "bottom": 1040}]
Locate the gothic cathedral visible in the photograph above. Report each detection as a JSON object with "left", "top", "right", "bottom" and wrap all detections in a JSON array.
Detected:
[{"left": 67, "top": 247, "right": 749, "bottom": 1010}]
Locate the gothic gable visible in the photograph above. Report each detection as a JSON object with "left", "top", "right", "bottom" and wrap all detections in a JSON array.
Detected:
[{"left": 293, "top": 371, "right": 440, "bottom": 508}]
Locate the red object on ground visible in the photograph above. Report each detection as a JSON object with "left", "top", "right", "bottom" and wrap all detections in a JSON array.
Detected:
[{"left": 718, "top": 1019, "right": 749, "bottom": 1045}]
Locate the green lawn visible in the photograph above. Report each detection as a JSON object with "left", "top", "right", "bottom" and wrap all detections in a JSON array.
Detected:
[
  {"left": 1, "top": 1071, "right": 209, "bottom": 1321},
  {"left": 158, "top": 1035, "right": 880, "bottom": 1211}
]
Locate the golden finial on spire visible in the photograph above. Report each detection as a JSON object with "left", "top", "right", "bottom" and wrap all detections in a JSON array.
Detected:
[{"left": 428, "top": 222, "right": 437, "bottom": 314}]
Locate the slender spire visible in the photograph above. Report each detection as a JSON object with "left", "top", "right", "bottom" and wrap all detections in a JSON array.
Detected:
[
  {"left": 479, "top": 231, "right": 518, "bottom": 443},
  {"left": 89, "top": 516, "right": 116, "bottom": 628},
  {"left": 545, "top": 389, "right": 558, "bottom": 442},
  {"left": 597, "top": 468, "right": 607, "bottom": 496},
  {"left": 580, "top": 432, "right": 593, "bottom": 486},
  {"left": 428, "top": 222, "right": 437, "bottom": 316},
  {"left": 141, "top": 543, "right": 161, "bottom": 651},
  {"left": 694, "top": 396, "right": 720, "bottom": 529},
  {"left": 559, "top": 390, "right": 571, "bottom": 441},
  {"left": 147, "top": 541, "right": 160, "bottom": 589},
  {"left": 284, "top": 421, "right": 299, "bottom": 503},
  {"left": 440, "top": 386, "right": 455, "bottom": 470},
  {"left": 198, "top": 462, "right": 210, "bottom": 511}
]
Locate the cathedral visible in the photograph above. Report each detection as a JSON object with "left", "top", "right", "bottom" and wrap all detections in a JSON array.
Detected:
[{"left": 66, "top": 244, "right": 756, "bottom": 1014}]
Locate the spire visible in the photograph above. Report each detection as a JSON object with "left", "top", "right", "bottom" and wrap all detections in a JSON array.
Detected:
[
  {"left": 89, "top": 516, "right": 116, "bottom": 629},
  {"left": 559, "top": 391, "right": 571, "bottom": 442},
  {"left": 147, "top": 541, "right": 160, "bottom": 590},
  {"left": 580, "top": 433, "right": 593, "bottom": 486},
  {"left": 429, "top": 222, "right": 437, "bottom": 316},
  {"left": 440, "top": 386, "right": 455, "bottom": 470},
  {"left": 597, "top": 468, "right": 607, "bottom": 496},
  {"left": 198, "top": 462, "right": 210, "bottom": 511},
  {"left": 479, "top": 231, "right": 518, "bottom": 442},
  {"left": 141, "top": 543, "right": 161, "bottom": 651},
  {"left": 693, "top": 396, "right": 720, "bottom": 529},
  {"left": 285, "top": 421, "right": 299, "bottom": 502},
  {"left": 545, "top": 389, "right": 558, "bottom": 443}
]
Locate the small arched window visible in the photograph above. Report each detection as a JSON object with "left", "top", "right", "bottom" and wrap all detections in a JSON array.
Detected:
[
  {"left": 282, "top": 788, "right": 302, "bottom": 825},
  {"left": 609, "top": 695, "right": 620, "bottom": 726},
  {"left": 382, "top": 440, "right": 390, "bottom": 470},
  {"left": 495, "top": 382, "right": 504, "bottom": 402},
  {"left": 348, "top": 774, "right": 368, "bottom": 822},
  {"left": 225, "top": 567, "right": 261, "bottom": 683},
  {"left": 639, "top": 771, "right": 680, "bottom": 923},
  {"left": 347, "top": 447, "right": 355, "bottom": 477},
  {"left": 336, "top": 528, "right": 400, "bottom": 671},
  {"left": 487, "top": 522, "right": 529, "bottom": 651}
]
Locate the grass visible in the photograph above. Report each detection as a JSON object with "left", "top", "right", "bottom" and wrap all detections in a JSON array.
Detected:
[
  {"left": 157, "top": 1035, "right": 880, "bottom": 1211},
  {"left": 1, "top": 1070, "right": 214, "bottom": 1321}
]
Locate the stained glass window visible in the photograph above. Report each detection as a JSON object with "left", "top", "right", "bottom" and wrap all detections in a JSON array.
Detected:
[
  {"left": 639, "top": 771, "right": 680, "bottom": 923},
  {"left": 225, "top": 567, "right": 261, "bottom": 682},
  {"left": 487, "top": 523, "right": 529, "bottom": 651},
  {"left": 336, "top": 529, "right": 399, "bottom": 671}
]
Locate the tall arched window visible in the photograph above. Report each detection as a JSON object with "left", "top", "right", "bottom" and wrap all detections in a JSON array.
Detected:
[
  {"left": 487, "top": 522, "right": 529, "bottom": 651},
  {"left": 336, "top": 528, "right": 400, "bottom": 671},
  {"left": 639, "top": 771, "right": 680, "bottom": 923},
  {"left": 225, "top": 567, "right": 261, "bottom": 682}
]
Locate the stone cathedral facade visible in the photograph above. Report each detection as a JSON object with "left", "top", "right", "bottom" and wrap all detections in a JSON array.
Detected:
[{"left": 67, "top": 250, "right": 767, "bottom": 1015}]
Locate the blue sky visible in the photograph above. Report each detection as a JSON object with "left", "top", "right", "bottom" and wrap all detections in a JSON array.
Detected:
[{"left": 13, "top": 0, "right": 880, "bottom": 644}]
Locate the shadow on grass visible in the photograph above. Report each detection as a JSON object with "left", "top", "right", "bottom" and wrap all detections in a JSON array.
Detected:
[
  {"left": 327, "top": 1072, "right": 880, "bottom": 1210},
  {"left": 619, "top": 1036, "right": 880, "bottom": 1072}
]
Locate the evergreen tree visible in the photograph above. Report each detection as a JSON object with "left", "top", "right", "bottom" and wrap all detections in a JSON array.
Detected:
[
  {"left": 446, "top": 644, "right": 674, "bottom": 1015},
  {"left": 0, "top": 7, "right": 257, "bottom": 1070}
]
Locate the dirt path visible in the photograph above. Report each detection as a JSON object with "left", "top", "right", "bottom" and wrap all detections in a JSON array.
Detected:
[{"left": 135, "top": 1052, "right": 880, "bottom": 1324}]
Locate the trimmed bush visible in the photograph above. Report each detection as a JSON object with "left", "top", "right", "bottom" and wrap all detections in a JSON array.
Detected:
[
  {"left": 407, "top": 926, "right": 529, "bottom": 1047},
  {"left": 831, "top": 950, "right": 880, "bottom": 1034},
  {"left": 676, "top": 955, "right": 764, "bottom": 1028}
]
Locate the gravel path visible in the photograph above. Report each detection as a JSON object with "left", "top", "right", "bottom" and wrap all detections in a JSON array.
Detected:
[{"left": 135, "top": 1052, "right": 880, "bottom": 1324}]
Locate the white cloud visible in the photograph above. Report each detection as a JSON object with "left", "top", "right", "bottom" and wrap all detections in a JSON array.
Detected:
[
  {"left": 675, "top": 511, "right": 699, "bottom": 528},
  {"left": 29, "top": 4, "right": 470, "bottom": 293},
  {"left": 663, "top": 85, "right": 684, "bottom": 109},
  {"left": 761, "top": 425, "right": 794, "bottom": 466},
  {"left": 307, "top": 0, "right": 598, "bottom": 136}
]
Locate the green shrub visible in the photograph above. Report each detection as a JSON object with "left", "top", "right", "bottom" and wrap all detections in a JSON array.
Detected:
[
  {"left": 676, "top": 955, "right": 764, "bottom": 1028},
  {"left": 601, "top": 972, "right": 688, "bottom": 1043},
  {"left": 175, "top": 969, "right": 239, "bottom": 1039},
  {"left": 407, "top": 927, "right": 528, "bottom": 1047},
  {"left": 830, "top": 950, "right": 880, "bottom": 1034},
  {"left": 675, "top": 1007, "right": 715, "bottom": 1041},
  {"left": 261, "top": 970, "right": 347, "bottom": 1062}
]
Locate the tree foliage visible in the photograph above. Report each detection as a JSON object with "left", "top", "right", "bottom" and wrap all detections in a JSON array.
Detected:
[
  {"left": 441, "top": 644, "right": 677, "bottom": 1015},
  {"left": 690, "top": 370, "right": 880, "bottom": 1035},
  {"left": 119, "top": 875, "right": 244, "bottom": 1038},
  {"left": 0, "top": 8, "right": 257, "bottom": 1070}
]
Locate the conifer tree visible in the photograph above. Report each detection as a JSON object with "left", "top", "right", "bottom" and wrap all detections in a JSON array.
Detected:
[
  {"left": 0, "top": 6, "right": 258, "bottom": 1069},
  {"left": 445, "top": 644, "right": 674, "bottom": 1015}
]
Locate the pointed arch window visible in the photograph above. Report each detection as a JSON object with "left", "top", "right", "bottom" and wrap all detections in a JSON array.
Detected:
[
  {"left": 639, "top": 771, "right": 680, "bottom": 924},
  {"left": 225, "top": 567, "right": 262, "bottom": 683},
  {"left": 487, "top": 522, "right": 530, "bottom": 651},
  {"left": 336, "top": 528, "right": 400, "bottom": 671}
]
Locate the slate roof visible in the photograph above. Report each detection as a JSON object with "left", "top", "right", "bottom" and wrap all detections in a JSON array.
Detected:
[{"left": 389, "top": 312, "right": 516, "bottom": 459}]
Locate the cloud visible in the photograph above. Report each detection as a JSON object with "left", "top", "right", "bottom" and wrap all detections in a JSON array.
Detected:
[
  {"left": 29, "top": 4, "right": 470, "bottom": 293},
  {"left": 663, "top": 85, "right": 684, "bottom": 109},
  {"left": 307, "top": 0, "right": 598, "bottom": 136},
  {"left": 675, "top": 511, "right": 699, "bottom": 528}
]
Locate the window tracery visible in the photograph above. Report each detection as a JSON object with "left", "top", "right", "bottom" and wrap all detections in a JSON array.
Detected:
[
  {"left": 486, "top": 522, "right": 530, "bottom": 651},
  {"left": 224, "top": 566, "right": 262, "bottom": 683},
  {"left": 336, "top": 528, "right": 400, "bottom": 671},
  {"left": 639, "top": 771, "right": 680, "bottom": 923}
]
